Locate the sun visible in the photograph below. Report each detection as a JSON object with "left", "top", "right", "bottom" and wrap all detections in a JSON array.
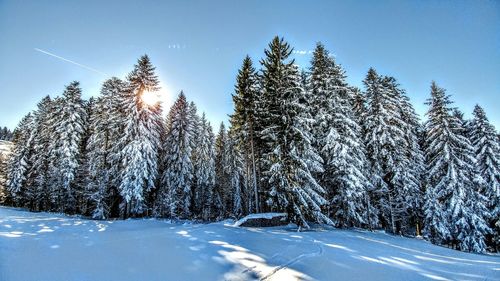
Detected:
[
  {"left": 140, "top": 83, "right": 173, "bottom": 109},
  {"left": 141, "top": 90, "right": 161, "bottom": 106}
]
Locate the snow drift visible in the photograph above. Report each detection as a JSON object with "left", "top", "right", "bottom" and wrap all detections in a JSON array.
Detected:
[{"left": 234, "top": 213, "right": 288, "bottom": 227}]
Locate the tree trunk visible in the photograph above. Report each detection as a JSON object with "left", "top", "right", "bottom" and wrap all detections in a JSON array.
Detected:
[
  {"left": 366, "top": 194, "right": 373, "bottom": 231},
  {"left": 388, "top": 190, "right": 397, "bottom": 234},
  {"left": 250, "top": 137, "right": 259, "bottom": 213},
  {"left": 248, "top": 120, "right": 259, "bottom": 214}
]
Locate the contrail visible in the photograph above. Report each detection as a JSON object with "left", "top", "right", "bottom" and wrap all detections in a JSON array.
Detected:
[{"left": 34, "top": 48, "right": 107, "bottom": 76}]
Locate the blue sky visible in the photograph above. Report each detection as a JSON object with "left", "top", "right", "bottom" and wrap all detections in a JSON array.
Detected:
[{"left": 0, "top": 0, "right": 499, "bottom": 129}]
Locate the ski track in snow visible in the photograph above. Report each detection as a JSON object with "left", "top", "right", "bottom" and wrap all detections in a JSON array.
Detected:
[
  {"left": 260, "top": 243, "right": 323, "bottom": 281},
  {"left": 0, "top": 206, "right": 499, "bottom": 281}
]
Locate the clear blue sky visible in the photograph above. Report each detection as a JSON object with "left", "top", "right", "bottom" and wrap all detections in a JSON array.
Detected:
[{"left": 1, "top": 0, "right": 499, "bottom": 129}]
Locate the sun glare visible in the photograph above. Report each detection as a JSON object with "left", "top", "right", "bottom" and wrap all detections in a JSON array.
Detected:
[{"left": 142, "top": 90, "right": 161, "bottom": 106}]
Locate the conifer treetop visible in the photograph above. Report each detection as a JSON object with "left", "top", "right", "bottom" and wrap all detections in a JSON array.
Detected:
[{"left": 127, "top": 55, "right": 160, "bottom": 92}]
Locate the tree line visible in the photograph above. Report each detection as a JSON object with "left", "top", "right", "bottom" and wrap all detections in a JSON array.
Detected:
[
  {"left": 0, "top": 37, "right": 498, "bottom": 253},
  {"left": 0, "top": 126, "right": 13, "bottom": 141}
]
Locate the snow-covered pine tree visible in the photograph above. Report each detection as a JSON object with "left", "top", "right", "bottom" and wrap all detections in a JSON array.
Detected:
[
  {"left": 351, "top": 87, "right": 367, "bottom": 127},
  {"left": 202, "top": 119, "right": 217, "bottom": 221},
  {"left": 230, "top": 56, "right": 260, "bottom": 214},
  {"left": 48, "top": 81, "right": 86, "bottom": 213},
  {"left": 157, "top": 92, "right": 193, "bottom": 219},
  {"left": 191, "top": 113, "right": 216, "bottom": 221},
  {"left": 73, "top": 97, "right": 94, "bottom": 214},
  {"left": 468, "top": 105, "right": 500, "bottom": 250},
  {"left": 423, "top": 82, "right": 490, "bottom": 252},
  {"left": 187, "top": 102, "right": 202, "bottom": 217},
  {"left": 6, "top": 113, "right": 35, "bottom": 206},
  {"left": 349, "top": 86, "right": 380, "bottom": 229},
  {"left": 144, "top": 93, "right": 165, "bottom": 217},
  {"left": 458, "top": 174, "right": 492, "bottom": 253},
  {"left": 300, "top": 69, "right": 310, "bottom": 96},
  {"left": 385, "top": 77, "right": 425, "bottom": 235},
  {"left": 308, "top": 43, "right": 334, "bottom": 153},
  {"left": 422, "top": 186, "right": 451, "bottom": 244},
  {"left": 363, "top": 70, "right": 408, "bottom": 233},
  {"left": 257, "top": 38, "right": 294, "bottom": 211},
  {"left": 495, "top": 220, "right": 500, "bottom": 252},
  {"left": 308, "top": 43, "right": 370, "bottom": 228},
  {"left": 25, "top": 96, "right": 54, "bottom": 211},
  {"left": 85, "top": 78, "right": 127, "bottom": 219},
  {"left": 43, "top": 97, "right": 64, "bottom": 210},
  {"left": 260, "top": 37, "right": 332, "bottom": 228},
  {"left": 363, "top": 70, "right": 424, "bottom": 234},
  {"left": 0, "top": 153, "right": 7, "bottom": 204},
  {"left": 0, "top": 127, "right": 13, "bottom": 141},
  {"left": 227, "top": 129, "right": 245, "bottom": 218},
  {"left": 118, "top": 55, "right": 162, "bottom": 217},
  {"left": 105, "top": 78, "right": 132, "bottom": 217},
  {"left": 0, "top": 127, "right": 6, "bottom": 141},
  {"left": 399, "top": 96, "right": 425, "bottom": 235},
  {"left": 259, "top": 36, "right": 292, "bottom": 210},
  {"left": 214, "top": 122, "right": 230, "bottom": 219}
]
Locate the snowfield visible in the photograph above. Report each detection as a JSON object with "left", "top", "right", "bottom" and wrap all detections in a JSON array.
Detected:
[
  {"left": 0, "top": 140, "right": 12, "bottom": 156},
  {"left": 0, "top": 207, "right": 499, "bottom": 281}
]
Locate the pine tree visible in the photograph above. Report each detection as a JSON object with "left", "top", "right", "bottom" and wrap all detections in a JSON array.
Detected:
[
  {"left": 6, "top": 113, "right": 35, "bottom": 206},
  {"left": 309, "top": 43, "right": 370, "bottom": 228},
  {"left": 458, "top": 175, "right": 491, "bottom": 252},
  {"left": 0, "top": 153, "right": 8, "bottom": 204},
  {"left": 202, "top": 119, "right": 217, "bottom": 221},
  {"left": 364, "top": 70, "right": 409, "bottom": 233},
  {"left": 423, "top": 82, "right": 490, "bottom": 252},
  {"left": 25, "top": 96, "right": 54, "bottom": 211},
  {"left": 363, "top": 70, "right": 424, "bottom": 234},
  {"left": 157, "top": 92, "right": 193, "bottom": 219},
  {"left": 388, "top": 77, "right": 425, "bottom": 235},
  {"left": 423, "top": 187, "right": 451, "bottom": 244},
  {"left": 214, "top": 122, "right": 230, "bottom": 219},
  {"left": 192, "top": 114, "right": 216, "bottom": 221},
  {"left": 258, "top": 37, "right": 295, "bottom": 211},
  {"left": 469, "top": 105, "right": 500, "bottom": 250},
  {"left": 349, "top": 86, "right": 381, "bottom": 230},
  {"left": 187, "top": 102, "right": 202, "bottom": 217},
  {"left": 85, "top": 78, "right": 127, "bottom": 219},
  {"left": 48, "top": 81, "right": 86, "bottom": 213},
  {"left": 308, "top": 43, "right": 336, "bottom": 152},
  {"left": 0, "top": 127, "right": 13, "bottom": 141},
  {"left": 42, "top": 97, "right": 64, "bottom": 210},
  {"left": 351, "top": 87, "right": 367, "bottom": 128},
  {"left": 73, "top": 97, "right": 94, "bottom": 214},
  {"left": 230, "top": 56, "right": 260, "bottom": 214},
  {"left": 118, "top": 55, "right": 162, "bottom": 217},
  {"left": 300, "top": 70, "right": 310, "bottom": 95},
  {"left": 260, "top": 37, "right": 332, "bottom": 228},
  {"left": 227, "top": 130, "right": 245, "bottom": 218}
]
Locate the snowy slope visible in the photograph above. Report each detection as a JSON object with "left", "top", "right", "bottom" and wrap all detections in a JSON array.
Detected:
[
  {"left": 0, "top": 207, "right": 498, "bottom": 281},
  {"left": 0, "top": 140, "right": 12, "bottom": 157}
]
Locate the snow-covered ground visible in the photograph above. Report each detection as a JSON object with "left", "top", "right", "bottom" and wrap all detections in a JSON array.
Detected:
[
  {"left": 0, "top": 140, "right": 12, "bottom": 156},
  {"left": 0, "top": 207, "right": 498, "bottom": 281}
]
